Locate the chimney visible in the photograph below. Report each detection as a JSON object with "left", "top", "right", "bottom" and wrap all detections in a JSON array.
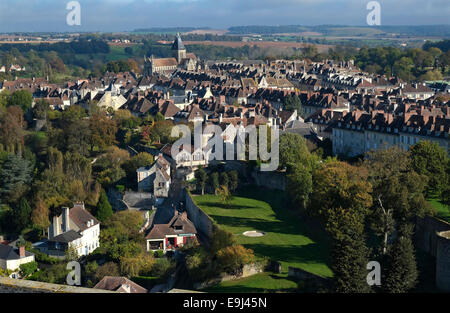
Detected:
[
  {"left": 62, "top": 207, "right": 70, "bottom": 233},
  {"left": 19, "top": 246, "right": 25, "bottom": 258},
  {"left": 52, "top": 216, "right": 60, "bottom": 238}
]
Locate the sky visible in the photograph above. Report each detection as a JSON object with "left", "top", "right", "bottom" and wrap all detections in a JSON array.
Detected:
[{"left": 0, "top": 0, "right": 448, "bottom": 33}]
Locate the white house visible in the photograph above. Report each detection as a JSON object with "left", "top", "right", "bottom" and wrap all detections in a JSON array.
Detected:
[
  {"left": 47, "top": 203, "right": 100, "bottom": 257},
  {"left": 0, "top": 245, "right": 35, "bottom": 271}
]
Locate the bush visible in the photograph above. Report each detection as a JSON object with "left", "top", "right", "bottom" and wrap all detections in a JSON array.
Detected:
[
  {"left": 94, "top": 262, "right": 120, "bottom": 282},
  {"left": 149, "top": 258, "right": 175, "bottom": 280},
  {"left": 31, "top": 248, "right": 62, "bottom": 264},
  {"left": 216, "top": 245, "right": 255, "bottom": 275},
  {"left": 116, "top": 185, "right": 125, "bottom": 193},
  {"left": 154, "top": 250, "right": 164, "bottom": 258},
  {"left": 19, "top": 261, "right": 38, "bottom": 277}
]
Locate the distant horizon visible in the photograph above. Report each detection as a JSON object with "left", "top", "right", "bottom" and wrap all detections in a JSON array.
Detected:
[
  {"left": 0, "top": 24, "right": 449, "bottom": 35},
  {"left": 0, "top": 0, "right": 449, "bottom": 33}
]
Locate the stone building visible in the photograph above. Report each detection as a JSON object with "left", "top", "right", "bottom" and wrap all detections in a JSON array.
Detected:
[{"left": 143, "top": 33, "right": 197, "bottom": 76}]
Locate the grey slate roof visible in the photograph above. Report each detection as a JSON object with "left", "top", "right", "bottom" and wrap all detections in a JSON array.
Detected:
[
  {"left": 0, "top": 244, "right": 34, "bottom": 260},
  {"left": 51, "top": 230, "right": 82, "bottom": 243}
]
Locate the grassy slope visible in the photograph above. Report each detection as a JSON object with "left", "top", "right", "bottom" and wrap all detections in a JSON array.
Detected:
[
  {"left": 429, "top": 198, "right": 450, "bottom": 223},
  {"left": 193, "top": 186, "right": 332, "bottom": 292}
]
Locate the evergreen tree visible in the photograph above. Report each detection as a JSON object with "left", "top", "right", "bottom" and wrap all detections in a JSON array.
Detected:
[
  {"left": 195, "top": 167, "right": 207, "bottom": 195},
  {"left": 14, "top": 198, "right": 32, "bottom": 232},
  {"left": 219, "top": 172, "right": 229, "bottom": 190},
  {"left": 209, "top": 172, "right": 220, "bottom": 195},
  {"left": 331, "top": 236, "right": 371, "bottom": 293},
  {"left": 228, "top": 171, "right": 239, "bottom": 193},
  {"left": 96, "top": 189, "right": 113, "bottom": 223},
  {"left": 383, "top": 226, "right": 418, "bottom": 293}
]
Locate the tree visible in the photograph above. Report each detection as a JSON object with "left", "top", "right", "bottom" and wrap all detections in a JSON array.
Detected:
[
  {"left": 33, "top": 99, "right": 50, "bottom": 120},
  {"left": 19, "top": 261, "right": 38, "bottom": 278},
  {"left": 311, "top": 161, "right": 372, "bottom": 221},
  {"left": 284, "top": 94, "right": 302, "bottom": 113},
  {"left": 409, "top": 141, "right": 448, "bottom": 197},
  {"left": 216, "top": 245, "right": 255, "bottom": 275},
  {"left": 31, "top": 197, "right": 50, "bottom": 236},
  {"left": 287, "top": 163, "right": 313, "bottom": 211},
  {"left": 219, "top": 172, "right": 229, "bottom": 189},
  {"left": 0, "top": 90, "right": 11, "bottom": 110},
  {"left": 96, "top": 189, "right": 113, "bottom": 222},
  {"left": 95, "top": 262, "right": 120, "bottom": 282},
  {"left": 217, "top": 185, "right": 233, "bottom": 208},
  {"left": 122, "top": 152, "right": 154, "bottom": 188},
  {"left": 195, "top": 167, "right": 207, "bottom": 195},
  {"left": 14, "top": 198, "right": 32, "bottom": 231},
  {"left": 370, "top": 196, "right": 395, "bottom": 256},
  {"left": 89, "top": 112, "right": 118, "bottom": 152},
  {"left": 210, "top": 225, "right": 236, "bottom": 256},
  {"left": 0, "top": 154, "right": 33, "bottom": 203},
  {"left": 331, "top": 235, "right": 371, "bottom": 293},
  {"left": 228, "top": 171, "right": 239, "bottom": 193},
  {"left": 8, "top": 90, "right": 33, "bottom": 112},
  {"left": 0, "top": 106, "right": 26, "bottom": 153},
  {"left": 279, "top": 133, "right": 316, "bottom": 169},
  {"left": 365, "top": 147, "right": 433, "bottom": 225},
  {"left": 66, "top": 119, "right": 91, "bottom": 156},
  {"left": 384, "top": 226, "right": 418, "bottom": 293},
  {"left": 209, "top": 172, "right": 220, "bottom": 195}
]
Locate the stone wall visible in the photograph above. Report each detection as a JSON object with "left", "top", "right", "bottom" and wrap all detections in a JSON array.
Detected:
[
  {"left": 193, "top": 263, "right": 264, "bottom": 290},
  {"left": 0, "top": 277, "right": 114, "bottom": 293},
  {"left": 251, "top": 170, "right": 286, "bottom": 191},
  {"left": 288, "top": 266, "right": 330, "bottom": 286},
  {"left": 415, "top": 216, "right": 450, "bottom": 292},
  {"left": 436, "top": 231, "right": 450, "bottom": 292},
  {"left": 185, "top": 190, "right": 214, "bottom": 240},
  {"left": 415, "top": 216, "right": 450, "bottom": 257}
]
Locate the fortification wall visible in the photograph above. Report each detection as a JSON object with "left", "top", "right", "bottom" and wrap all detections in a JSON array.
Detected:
[
  {"left": 185, "top": 190, "right": 213, "bottom": 240},
  {"left": 251, "top": 170, "right": 286, "bottom": 191},
  {"left": 436, "top": 231, "right": 450, "bottom": 292},
  {"left": 416, "top": 216, "right": 450, "bottom": 257},
  {"left": 416, "top": 216, "right": 450, "bottom": 292}
]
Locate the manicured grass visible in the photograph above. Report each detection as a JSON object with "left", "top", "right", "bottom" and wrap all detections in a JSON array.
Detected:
[
  {"left": 429, "top": 198, "right": 450, "bottom": 223},
  {"left": 204, "top": 272, "right": 298, "bottom": 293},
  {"left": 194, "top": 186, "right": 332, "bottom": 292}
]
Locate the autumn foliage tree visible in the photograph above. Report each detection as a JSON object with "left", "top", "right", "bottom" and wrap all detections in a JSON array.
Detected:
[
  {"left": 31, "top": 197, "right": 50, "bottom": 236},
  {"left": 89, "top": 112, "right": 117, "bottom": 152}
]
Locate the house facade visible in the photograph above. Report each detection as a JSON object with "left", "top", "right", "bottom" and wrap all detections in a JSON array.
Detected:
[
  {"left": 145, "top": 211, "right": 197, "bottom": 252},
  {"left": 137, "top": 154, "right": 172, "bottom": 200},
  {"left": 47, "top": 204, "right": 100, "bottom": 257},
  {"left": 0, "top": 245, "right": 35, "bottom": 271}
]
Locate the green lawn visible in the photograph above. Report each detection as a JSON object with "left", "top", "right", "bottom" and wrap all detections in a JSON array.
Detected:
[
  {"left": 193, "top": 186, "right": 332, "bottom": 292},
  {"left": 429, "top": 198, "right": 450, "bottom": 223}
]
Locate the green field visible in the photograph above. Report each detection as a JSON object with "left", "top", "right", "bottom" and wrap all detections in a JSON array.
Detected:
[
  {"left": 429, "top": 198, "right": 450, "bottom": 223},
  {"left": 193, "top": 186, "right": 332, "bottom": 292}
]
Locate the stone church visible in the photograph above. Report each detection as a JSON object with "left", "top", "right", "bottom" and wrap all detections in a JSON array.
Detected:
[{"left": 144, "top": 33, "right": 197, "bottom": 76}]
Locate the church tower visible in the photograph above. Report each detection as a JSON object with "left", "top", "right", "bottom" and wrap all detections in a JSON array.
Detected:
[{"left": 172, "top": 33, "right": 187, "bottom": 64}]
